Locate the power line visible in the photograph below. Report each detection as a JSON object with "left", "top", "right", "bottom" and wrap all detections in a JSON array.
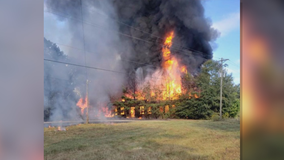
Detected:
[
  {"left": 45, "top": 39, "right": 191, "bottom": 66},
  {"left": 45, "top": 40, "right": 151, "bottom": 66},
  {"left": 48, "top": 39, "right": 207, "bottom": 69},
  {"left": 44, "top": 58, "right": 125, "bottom": 74},
  {"left": 44, "top": 58, "right": 169, "bottom": 80}
]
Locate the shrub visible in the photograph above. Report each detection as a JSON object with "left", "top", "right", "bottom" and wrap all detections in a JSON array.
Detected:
[
  {"left": 211, "top": 113, "right": 221, "bottom": 121},
  {"left": 164, "top": 112, "right": 171, "bottom": 119},
  {"left": 222, "top": 112, "right": 230, "bottom": 119}
]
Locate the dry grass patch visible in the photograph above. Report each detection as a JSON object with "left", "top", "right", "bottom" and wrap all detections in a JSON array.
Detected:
[{"left": 44, "top": 120, "right": 239, "bottom": 160}]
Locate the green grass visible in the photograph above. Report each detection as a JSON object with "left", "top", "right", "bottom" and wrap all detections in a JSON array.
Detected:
[{"left": 44, "top": 119, "right": 240, "bottom": 160}]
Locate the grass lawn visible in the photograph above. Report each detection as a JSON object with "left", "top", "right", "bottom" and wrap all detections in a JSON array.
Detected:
[{"left": 44, "top": 119, "right": 240, "bottom": 160}]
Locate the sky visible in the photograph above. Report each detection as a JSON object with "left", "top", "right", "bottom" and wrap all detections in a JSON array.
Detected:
[{"left": 203, "top": 0, "right": 240, "bottom": 84}]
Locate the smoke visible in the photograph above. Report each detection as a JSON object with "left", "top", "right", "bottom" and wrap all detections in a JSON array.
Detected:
[
  {"left": 44, "top": 38, "right": 85, "bottom": 121},
  {"left": 44, "top": 0, "right": 218, "bottom": 121},
  {"left": 111, "top": 0, "right": 219, "bottom": 74},
  {"left": 44, "top": 0, "right": 126, "bottom": 121}
]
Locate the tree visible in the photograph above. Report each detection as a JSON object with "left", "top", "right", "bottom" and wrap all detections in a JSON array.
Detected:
[
  {"left": 176, "top": 60, "right": 240, "bottom": 119},
  {"left": 197, "top": 60, "right": 240, "bottom": 118}
]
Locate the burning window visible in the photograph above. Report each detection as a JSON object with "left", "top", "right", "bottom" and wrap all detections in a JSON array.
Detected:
[
  {"left": 148, "top": 107, "right": 152, "bottom": 114},
  {"left": 121, "top": 107, "right": 124, "bottom": 115},
  {"left": 140, "top": 106, "right": 144, "bottom": 115},
  {"left": 165, "top": 105, "right": 169, "bottom": 113},
  {"left": 160, "top": 106, "right": 164, "bottom": 113},
  {"left": 115, "top": 107, "right": 117, "bottom": 115},
  {"left": 130, "top": 107, "right": 135, "bottom": 118}
]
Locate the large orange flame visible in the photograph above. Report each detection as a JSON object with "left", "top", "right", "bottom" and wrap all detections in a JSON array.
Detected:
[
  {"left": 135, "top": 31, "right": 195, "bottom": 101},
  {"left": 161, "top": 31, "right": 187, "bottom": 100}
]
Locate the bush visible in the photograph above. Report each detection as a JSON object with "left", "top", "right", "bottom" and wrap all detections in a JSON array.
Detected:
[
  {"left": 211, "top": 113, "right": 221, "bottom": 121},
  {"left": 164, "top": 112, "right": 171, "bottom": 119},
  {"left": 222, "top": 112, "right": 230, "bottom": 119},
  {"left": 175, "top": 99, "right": 213, "bottom": 119}
]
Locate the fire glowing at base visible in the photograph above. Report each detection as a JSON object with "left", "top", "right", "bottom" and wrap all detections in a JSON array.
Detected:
[
  {"left": 100, "top": 107, "right": 114, "bottom": 117},
  {"left": 57, "top": 126, "right": 66, "bottom": 131}
]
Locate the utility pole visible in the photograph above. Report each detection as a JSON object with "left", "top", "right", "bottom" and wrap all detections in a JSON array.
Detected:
[
  {"left": 81, "top": 0, "right": 89, "bottom": 124},
  {"left": 133, "top": 74, "right": 136, "bottom": 100},
  {"left": 219, "top": 58, "right": 229, "bottom": 119},
  {"left": 86, "top": 79, "right": 89, "bottom": 124}
]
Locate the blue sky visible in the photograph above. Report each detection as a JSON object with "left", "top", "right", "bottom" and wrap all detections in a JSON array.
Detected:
[{"left": 203, "top": 0, "right": 240, "bottom": 84}]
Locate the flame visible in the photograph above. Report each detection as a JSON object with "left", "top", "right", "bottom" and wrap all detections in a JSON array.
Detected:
[
  {"left": 76, "top": 97, "right": 88, "bottom": 114},
  {"left": 165, "top": 105, "right": 169, "bottom": 113},
  {"left": 121, "top": 107, "right": 125, "bottom": 115},
  {"left": 130, "top": 107, "right": 135, "bottom": 118},
  {"left": 160, "top": 31, "right": 186, "bottom": 100},
  {"left": 57, "top": 126, "right": 66, "bottom": 131},
  {"left": 115, "top": 107, "right": 118, "bottom": 115},
  {"left": 134, "top": 31, "right": 187, "bottom": 100},
  {"left": 96, "top": 31, "right": 199, "bottom": 119},
  {"left": 100, "top": 107, "right": 114, "bottom": 117},
  {"left": 160, "top": 106, "right": 164, "bottom": 113},
  {"left": 116, "top": 31, "right": 195, "bottom": 102},
  {"left": 162, "top": 31, "right": 174, "bottom": 63},
  {"left": 148, "top": 107, "right": 152, "bottom": 114},
  {"left": 140, "top": 106, "right": 145, "bottom": 115},
  {"left": 194, "top": 94, "right": 199, "bottom": 99},
  {"left": 181, "top": 66, "right": 187, "bottom": 73}
]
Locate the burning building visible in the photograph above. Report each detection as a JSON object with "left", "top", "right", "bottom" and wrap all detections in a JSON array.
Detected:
[{"left": 44, "top": 0, "right": 218, "bottom": 121}]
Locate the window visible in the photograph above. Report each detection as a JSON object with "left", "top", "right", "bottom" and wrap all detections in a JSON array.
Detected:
[
  {"left": 148, "top": 107, "right": 152, "bottom": 114},
  {"left": 121, "top": 107, "right": 124, "bottom": 115},
  {"left": 140, "top": 106, "right": 144, "bottom": 115}
]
